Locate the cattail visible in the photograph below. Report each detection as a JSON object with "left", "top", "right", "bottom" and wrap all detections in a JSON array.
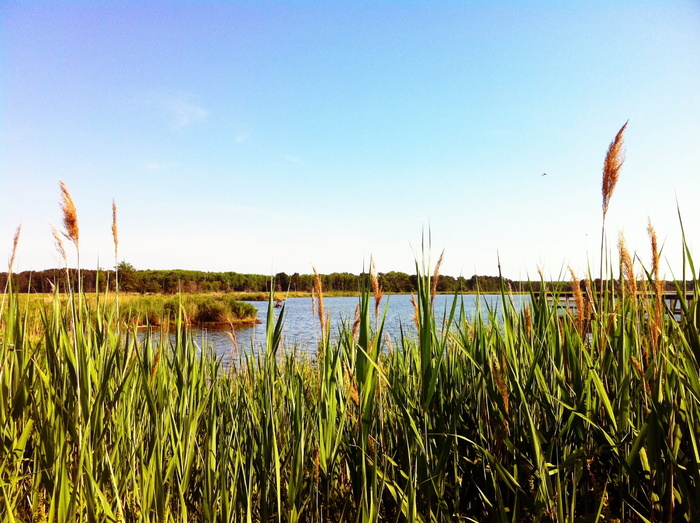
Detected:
[
  {"left": 618, "top": 232, "right": 637, "bottom": 299},
  {"left": 59, "top": 180, "right": 79, "bottom": 249},
  {"left": 431, "top": 249, "right": 445, "bottom": 306},
  {"left": 602, "top": 121, "right": 628, "bottom": 219},
  {"left": 312, "top": 266, "right": 326, "bottom": 335},
  {"left": 8, "top": 224, "right": 21, "bottom": 273},
  {"left": 569, "top": 267, "right": 585, "bottom": 335}
]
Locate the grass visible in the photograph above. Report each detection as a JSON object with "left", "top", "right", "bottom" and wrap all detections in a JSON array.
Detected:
[
  {"left": 2, "top": 293, "right": 259, "bottom": 336},
  {"left": 2, "top": 237, "right": 700, "bottom": 521},
  {"left": 1, "top": 127, "right": 699, "bottom": 521}
]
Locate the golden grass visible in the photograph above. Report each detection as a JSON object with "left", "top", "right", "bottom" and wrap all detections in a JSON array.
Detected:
[
  {"left": 648, "top": 219, "right": 663, "bottom": 356},
  {"left": 370, "top": 258, "right": 382, "bottom": 322},
  {"left": 312, "top": 266, "right": 326, "bottom": 335},
  {"left": 431, "top": 249, "right": 445, "bottom": 306},
  {"left": 602, "top": 121, "right": 628, "bottom": 218},
  {"left": 569, "top": 267, "right": 585, "bottom": 334},
  {"left": 600, "top": 121, "right": 629, "bottom": 304},
  {"left": 111, "top": 199, "right": 118, "bottom": 259},
  {"left": 618, "top": 232, "right": 637, "bottom": 299},
  {"left": 59, "top": 180, "right": 79, "bottom": 249}
]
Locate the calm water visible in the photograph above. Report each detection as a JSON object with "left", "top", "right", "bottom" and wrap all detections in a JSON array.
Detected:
[{"left": 175, "top": 294, "right": 529, "bottom": 365}]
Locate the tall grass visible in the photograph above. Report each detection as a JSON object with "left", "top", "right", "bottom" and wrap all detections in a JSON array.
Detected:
[
  {"left": 3, "top": 237, "right": 699, "bottom": 521},
  {"left": 2, "top": 134, "right": 700, "bottom": 521}
]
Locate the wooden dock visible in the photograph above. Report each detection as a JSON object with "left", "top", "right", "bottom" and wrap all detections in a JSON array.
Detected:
[{"left": 548, "top": 291, "right": 696, "bottom": 316}]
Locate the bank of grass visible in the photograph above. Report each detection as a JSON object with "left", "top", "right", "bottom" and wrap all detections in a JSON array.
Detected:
[{"left": 6, "top": 292, "right": 259, "bottom": 329}]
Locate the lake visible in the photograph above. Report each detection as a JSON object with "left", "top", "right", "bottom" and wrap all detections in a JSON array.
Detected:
[{"left": 174, "top": 294, "right": 529, "bottom": 364}]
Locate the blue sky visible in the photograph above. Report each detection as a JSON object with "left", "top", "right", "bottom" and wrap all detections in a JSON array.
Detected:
[{"left": 2, "top": 1, "right": 699, "bottom": 279}]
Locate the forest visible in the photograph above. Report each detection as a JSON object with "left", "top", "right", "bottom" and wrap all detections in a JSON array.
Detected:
[{"left": 1, "top": 261, "right": 521, "bottom": 294}]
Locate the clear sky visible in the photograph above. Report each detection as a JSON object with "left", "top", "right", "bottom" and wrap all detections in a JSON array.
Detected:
[{"left": 2, "top": 1, "right": 699, "bottom": 280}]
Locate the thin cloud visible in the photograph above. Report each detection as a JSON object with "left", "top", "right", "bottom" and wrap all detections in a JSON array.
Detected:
[{"left": 161, "top": 95, "right": 210, "bottom": 130}]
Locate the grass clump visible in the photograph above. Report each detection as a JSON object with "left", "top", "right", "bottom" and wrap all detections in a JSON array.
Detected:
[{"left": 120, "top": 293, "right": 259, "bottom": 325}]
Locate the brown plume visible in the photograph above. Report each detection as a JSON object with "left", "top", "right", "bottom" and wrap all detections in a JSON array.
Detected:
[
  {"left": 112, "top": 199, "right": 119, "bottom": 259},
  {"left": 59, "top": 180, "right": 79, "bottom": 249},
  {"left": 602, "top": 121, "right": 628, "bottom": 218}
]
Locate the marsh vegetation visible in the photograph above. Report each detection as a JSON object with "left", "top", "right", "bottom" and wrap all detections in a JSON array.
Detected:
[{"left": 2, "top": 124, "right": 699, "bottom": 521}]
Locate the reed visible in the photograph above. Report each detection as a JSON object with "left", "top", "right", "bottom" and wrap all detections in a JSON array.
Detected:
[
  {"left": 2, "top": 228, "right": 699, "bottom": 521},
  {"left": 600, "top": 121, "right": 628, "bottom": 303},
  {"left": 2, "top": 133, "right": 700, "bottom": 521},
  {"left": 112, "top": 199, "right": 119, "bottom": 307}
]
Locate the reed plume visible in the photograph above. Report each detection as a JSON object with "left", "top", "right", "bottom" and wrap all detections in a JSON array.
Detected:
[
  {"left": 618, "top": 232, "right": 637, "bottom": 300},
  {"left": 1, "top": 224, "right": 22, "bottom": 315},
  {"left": 569, "top": 267, "right": 585, "bottom": 335},
  {"left": 582, "top": 278, "right": 594, "bottom": 337},
  {"left": 370, "top": 258, "right": 382, "bottom": 323},
  {"left": 602, "top": 121, "right": 628, "bottom": 219},
  {"left": 648, "top": 219, "right": 663, "bottom": 357},
  {"left": 600, "top": 121, "right": 628, "bottom": 308},
  {"left": 410, "top": 294, "right": 419, "bottom": 329},
  {"left": 312, "top": 266, "right": 326, "bottom": 335},
  {"left": 352, "top": 304, "right": 361, "bottom": 339},
  {"left": 490, "top": 351, "right": 509, "bottom": 415},
  {"left": 51, "top": 225, "right": 67, "bottom": 265},
  {"left": 8, "top": 224, "right": 21, "bottom": 274},
  {"left": 112, "top": 199, "right": 119, "bottom": 261},
  {"left": 59, "top": 180, "right": 79, "bottom": 249},
  {"left": 112, "top": 199, "right": 120, "bottom": 308},
  {"left": 149, "top": 346, "right": 161, "bottom": 387},
  {"left": 431, "top": 249, "right": 445, "bottom": 307}
]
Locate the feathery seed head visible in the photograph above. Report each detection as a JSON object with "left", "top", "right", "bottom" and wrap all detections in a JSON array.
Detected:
[
  {"left": 370, "top": 258, "right": 382, "bottom": 320},
  {"left": 8, "top": 224, "right": 21, "bottom": 273},
  {"left": 59, "top": 180, "right": 79, "bottom": 248},
  {"left": 51, "top": 225, "right": 67, "bottom": 263},
  {"left": 410, "top": 294, "right": 419, "bottom": 329},
  {"left": 431, "top": 249, "right": 445, "bottom": 306},
  {"left": 618, "top": 232, "right": 637, "bottom": 298},
  {"left": 312, "top": 266, "right": 326, "bottom": 334},
  {"left": 569, "top": 267, "right": 585, "bottom": 334},
  {"left": 112, "top": 199, "right": 119, "bottom": 256},
  {"left": 602, "top": 121, "right": 628, "bottom": 218}
]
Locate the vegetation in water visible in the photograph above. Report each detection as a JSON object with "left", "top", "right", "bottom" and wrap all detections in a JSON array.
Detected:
[{"left": 1, "top": 125, "right": 699, "bottom": 521}]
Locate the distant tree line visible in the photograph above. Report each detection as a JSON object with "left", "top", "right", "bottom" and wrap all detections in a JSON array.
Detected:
[{"left": 0, "top": 261, "right": 683, "bottom": 295}]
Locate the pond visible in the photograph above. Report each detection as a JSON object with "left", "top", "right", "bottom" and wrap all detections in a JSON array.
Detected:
[{"left": 172, "top": 294, "right": 530, "bottom": 365}]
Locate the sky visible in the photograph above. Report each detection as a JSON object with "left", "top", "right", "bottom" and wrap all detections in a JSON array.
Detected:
[{"left": 2, "top": 1, "right": 700, "bottom": 280}]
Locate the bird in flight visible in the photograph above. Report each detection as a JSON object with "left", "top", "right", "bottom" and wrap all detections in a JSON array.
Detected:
[{"left": 542, "top": 172, "right": 548, "bottom": 176}]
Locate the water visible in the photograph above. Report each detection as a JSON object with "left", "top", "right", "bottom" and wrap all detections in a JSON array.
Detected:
[{"left": 177, "top": 294, "right": 529, "bottom": 364}]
